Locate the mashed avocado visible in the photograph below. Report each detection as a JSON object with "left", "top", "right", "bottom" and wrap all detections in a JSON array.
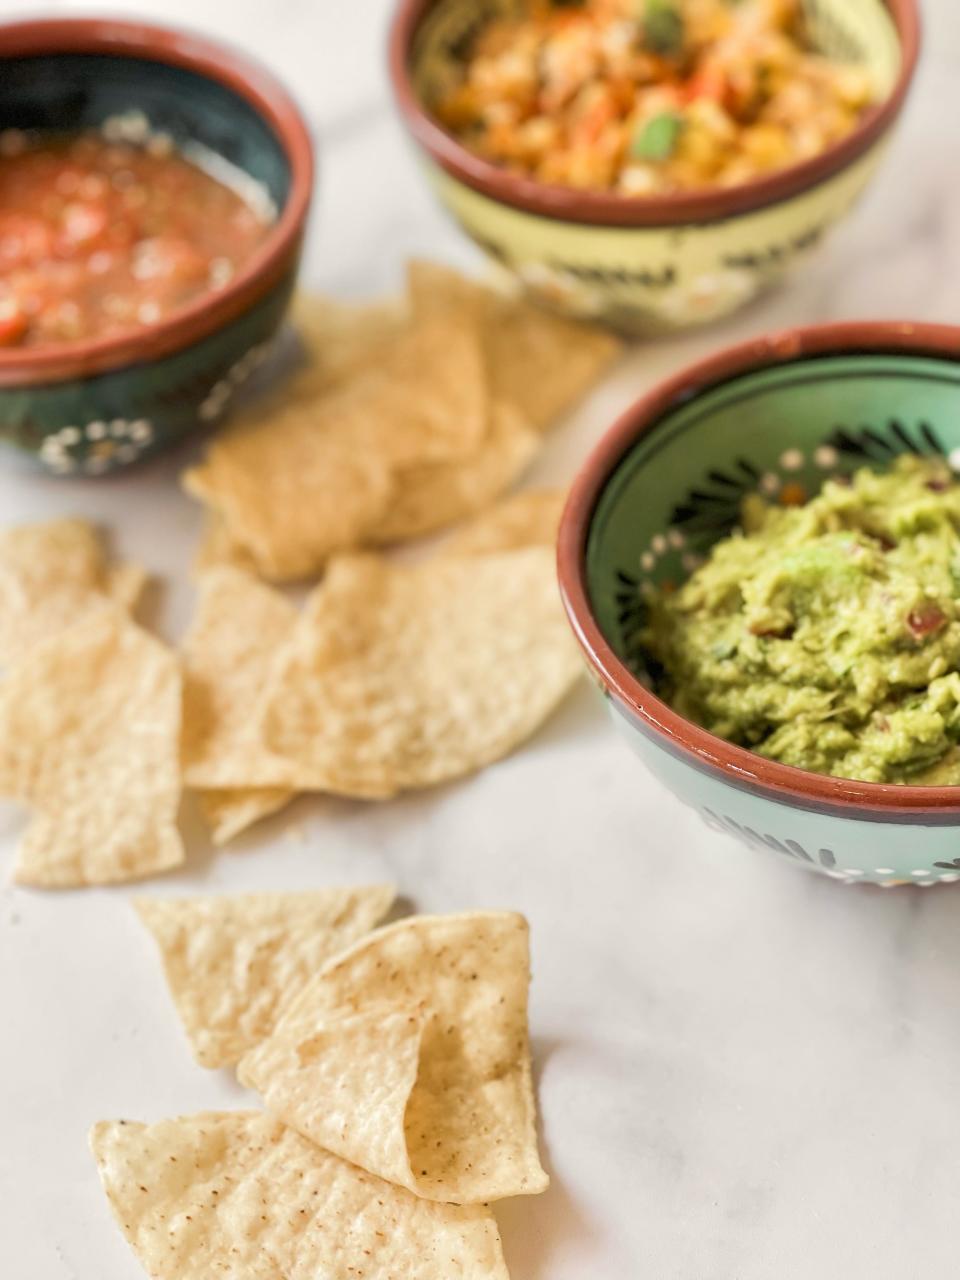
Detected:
[{"left": 644, "top": 456, "right": 960, "bottom": 784}]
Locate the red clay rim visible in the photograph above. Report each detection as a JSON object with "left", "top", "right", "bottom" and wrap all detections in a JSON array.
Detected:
[
  {"left": 558, "top": 320, "right": 960, "bottom": 816},
  {"left": 388, "top": 0, "right": 920, "bottom": 229},
  {"left": 0, "top": 17, "right": 314, "bottom": 387}
]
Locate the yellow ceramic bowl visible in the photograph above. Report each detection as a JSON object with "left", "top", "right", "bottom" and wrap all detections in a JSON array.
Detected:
[{"left": 389, "top": 0, "right": 919, "bottom": 334}]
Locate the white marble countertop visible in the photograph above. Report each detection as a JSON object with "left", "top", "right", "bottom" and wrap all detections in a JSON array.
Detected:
[{"left": 2, "top": 2, "right": 960, "bottom": 1276}]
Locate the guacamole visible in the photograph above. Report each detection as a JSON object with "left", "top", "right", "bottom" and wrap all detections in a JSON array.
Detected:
[{"left": 644, "top": 456, "right": 960, "bottom": 784}]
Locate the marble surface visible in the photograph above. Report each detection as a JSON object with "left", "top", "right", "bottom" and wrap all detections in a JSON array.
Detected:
[{"left": 2, "top": 2, "right": 960, "bottom": 1276}]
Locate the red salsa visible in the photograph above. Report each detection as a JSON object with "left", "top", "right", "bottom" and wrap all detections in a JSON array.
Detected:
[{"left": 0, "top": 128, "right": 274, "bottom": 348}]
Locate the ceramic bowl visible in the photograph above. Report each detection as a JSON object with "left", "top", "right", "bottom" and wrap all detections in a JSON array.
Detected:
[
  {"left": 389, "top": 0, "right": 919, "bottom": 335},
  {"left": 558, "top": 322, "right": 960, "bottom": 886},
  {"left": 0, "top": 18, "right": 313, "bottom": 475}
]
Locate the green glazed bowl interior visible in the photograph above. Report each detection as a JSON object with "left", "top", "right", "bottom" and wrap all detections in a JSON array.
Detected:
[{"left": 588, "top": 353, "right": 960, "bottom": 676}]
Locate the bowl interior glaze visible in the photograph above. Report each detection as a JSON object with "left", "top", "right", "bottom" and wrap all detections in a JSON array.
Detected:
[
  {"left": 0, "top": 51, "right": 291, "bottom": 214},
  {"left": 586, "top": 353, "right": 960, "bottom": 682}
]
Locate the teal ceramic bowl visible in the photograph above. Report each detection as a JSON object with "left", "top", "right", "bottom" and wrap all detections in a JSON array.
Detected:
[
  {"left": 559, "top": 323, "right": 960, "bottom": 887},
  {"left": 0, "top": 18, "right": 313, "bottom": 475}
]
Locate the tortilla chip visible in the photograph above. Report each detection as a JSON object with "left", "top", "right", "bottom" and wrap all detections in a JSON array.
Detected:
[
  {"left": 183, "top": 428, "right": 395, "bottom": 582},
  {"left": 408, "top": 260, "right": 622, "bottom": 430},
  {"left": 183, "top": 311, "right": 487, "bottom": 581},
  {"left": 134, "top": 885, "right": 396, "bottom": 1067},
  {"left": 292, "top": 292, "right": 408, "bottom": 394},
  {"left": 256, "top": 546, "right": 582, "bottom": 795},
  {"left": 0, "top": 610, "right": 182, "bottom": 886},
  {"left": 370, "top": 401, "right": 540, "bottom": 544},
  {"left": 106, "top": 561, "right": 149, "bottom": 615},
  {"left": 181, "top": 567, "right": 298, "bottom": 797},
  {"left": 238, "top": 911, "right": 547, "bottom": 1204},
  {"left": 0, "top": 518, "right": 147, "bottom": 663},
  {"left": 192, "top": 511, "right": 261, "bottom": 578},
  {"left": 196, "top": 787, "right": 294, "bottom": 846},
  {"left": 442, "top": 489, "right": 567, "bottom": 556},
  {"left": 91, "top": 1111, "right": 510, "bottom": 1279}
]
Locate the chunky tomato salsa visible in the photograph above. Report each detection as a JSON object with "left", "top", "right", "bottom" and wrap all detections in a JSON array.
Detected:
[{"left": 0, "top": 128, "right": 273, "bottom": 348}]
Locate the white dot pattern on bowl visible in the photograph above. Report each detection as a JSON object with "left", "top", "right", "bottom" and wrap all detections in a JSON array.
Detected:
[
  {"left": 198, "top": 338, "right": 274, "bottom": 423},
  {"left": 38, "top": 417, "right": 156, "bottom": 476}
]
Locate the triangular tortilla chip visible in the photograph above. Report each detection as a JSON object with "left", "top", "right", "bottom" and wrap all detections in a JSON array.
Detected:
[
  {"left": 91, "top": 1112, "right": 510, "bottom": 1279},
  {"left": 135, "top": 885, "right": 396, "bottom": 1067},
  {"left": 0, "top": 517, "right": 147, "bottom": 664},
  {"left": 183, "top": 427, "right": 395, "bottom": 582},
  {"left": 408, "top": 260, "right": 622, "bottom": 430},
  {"left": 256, "top": 546, "right": 582, "bottom": 795},
  {"left": 0, "top": 610, "right": 182, "bottom": 886},
  {"left": 442, "top": 489, "right": 567, "bottom": 556},
  {"left": 238, "top": 911, "right": 548, "bottom": 1204}
]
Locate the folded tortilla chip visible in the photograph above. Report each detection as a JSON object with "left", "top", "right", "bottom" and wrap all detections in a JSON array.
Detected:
[
  {"left": 0, "top": 517, "right": 147, "bottom": 664},
  {"left": 135, "top": 885, "right": 396, "bottom": 1067},
  {"left": 91, "top": 1112, "right": 510, "bottom": 1279},
  {"left": 238, "top": 911, "right": 548, "bottom": 1204},
  {"left": 442, "top": 489, "right": 567, "bottom": 556},
  {"left": 181, "top": 568, "right": 299, "bottom": 829},
  {"left": 256, "top": 546, "right": 582, "bottom": 795},
  {"left": 408, "top": 260, "right": 622, "bottom": 430},
  {"left": 0, "top": 610, "right": 182, "bottom": 886}
]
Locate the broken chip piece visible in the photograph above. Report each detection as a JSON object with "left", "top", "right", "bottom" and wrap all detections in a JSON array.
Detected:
[{"left": 0, "top": 609, "right": 182, "bottom": 887}]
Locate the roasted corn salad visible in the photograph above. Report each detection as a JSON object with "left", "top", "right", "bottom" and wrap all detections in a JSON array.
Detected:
[{"left": 431, "top": 0, "right": 877, "bottom": 194}]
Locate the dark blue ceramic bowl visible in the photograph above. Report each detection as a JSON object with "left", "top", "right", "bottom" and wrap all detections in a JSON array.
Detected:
[{"left": 0, "top": 17, "right": 314, "bottom": 474}]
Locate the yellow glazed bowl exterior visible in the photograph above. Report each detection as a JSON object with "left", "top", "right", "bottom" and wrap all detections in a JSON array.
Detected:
[{"left": 420, "top": 143, "right": 889, "bottom": 333}]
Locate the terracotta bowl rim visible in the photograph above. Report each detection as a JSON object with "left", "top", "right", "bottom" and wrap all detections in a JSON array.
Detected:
[
  {"left": 0, "top": 15, "right": 314, "bottom": 387},
  {"left": 557, "top": 320, "right": 960, "bottom": 817},
  {"left": 387, "top": 0, "right": 921, "bottom": 230}
]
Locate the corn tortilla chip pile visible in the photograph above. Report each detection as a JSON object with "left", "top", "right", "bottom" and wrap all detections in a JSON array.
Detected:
[
  {"left": 91, "top": 1112, "right": 511, "bottom": 1280},
  {"left": 0, "top": 517, "right": 146, "bottom": 664},
  {"left": 184, "top": 262, "right": 620, "bottom": 580},
  {"left": 239, "top": 911, "right": 547, "bottom": 1204},
  {"left": 135, "top": 885, "right": 396, "bottom": 1067},
  {"left": 0, "top": 609, "right": 182, "bottom": 887}
]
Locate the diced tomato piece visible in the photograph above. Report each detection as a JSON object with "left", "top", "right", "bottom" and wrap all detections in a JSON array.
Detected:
[
  {"left": 58, "top": 201, "right": 110, "bottom": 251},
  {"left": 0, "top": 299, "right": 28, "bottom": 346},
  {"left": 0, "top": 215, "right": 56, "bottom": 268},
  {"left": 683, "top": 64, "right": 729, "bottom": 105},
  {"left": 132, "top": 236, "right": 209, "bottom": 285},
  {"left": 907, "top": 602, "right": 946, "bottom": 639}
]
